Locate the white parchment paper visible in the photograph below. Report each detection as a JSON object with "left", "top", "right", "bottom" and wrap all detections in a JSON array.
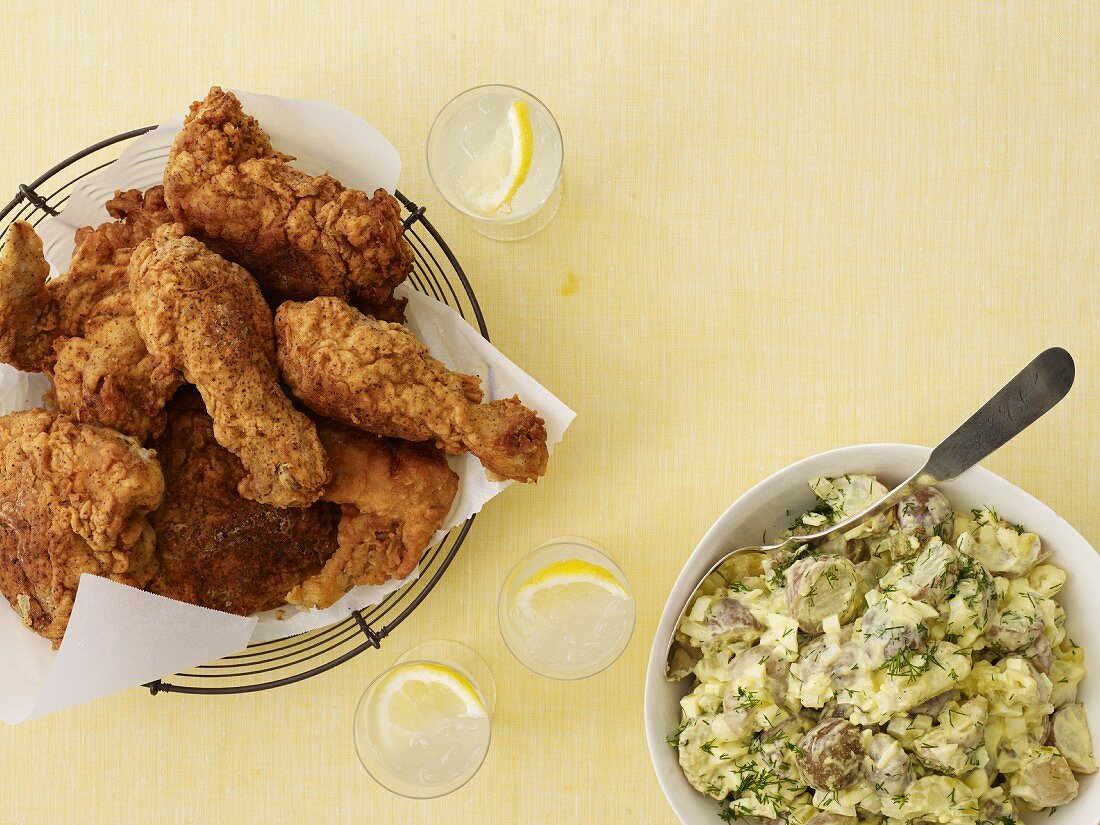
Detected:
[{"left": 0, "top": 91, "right": 574, "bottom": 722}]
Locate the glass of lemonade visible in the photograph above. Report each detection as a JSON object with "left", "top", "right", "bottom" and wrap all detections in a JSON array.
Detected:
[
  {"left": 426, "top": 84, "right": 564, "bottom": 241},
  {"left": 353, "top": 640, "right": 495, "bottom": 798},
  {"left": 498, "top": 537, "right": 635, "bottom": 680}
]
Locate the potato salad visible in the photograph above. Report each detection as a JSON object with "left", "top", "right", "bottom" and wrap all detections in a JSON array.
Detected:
[{"left": 671, "top": 475, "right": 1094, "bottom": 824}]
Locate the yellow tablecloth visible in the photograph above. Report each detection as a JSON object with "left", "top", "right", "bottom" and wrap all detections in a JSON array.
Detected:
[{"left": 2, "top": 2, "right": 1097, "bottom": 822}]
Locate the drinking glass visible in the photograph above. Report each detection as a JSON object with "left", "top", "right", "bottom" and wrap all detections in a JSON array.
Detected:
[
  {"left": 353, "top": 640, "right": 495, "bottom": 798},
  {"left": 498, "top": 537, "right": 635, "bottom": 680},
  {"left": 427, "top": 84, "right": 563, "bottom": 241}
]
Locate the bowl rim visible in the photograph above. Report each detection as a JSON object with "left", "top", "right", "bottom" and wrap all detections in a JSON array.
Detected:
[{"left": 644, "top": 442, "right": 1100, "bottom": 824}]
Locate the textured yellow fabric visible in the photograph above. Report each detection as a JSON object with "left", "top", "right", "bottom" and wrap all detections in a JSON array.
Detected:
[{"left": 1, "top": 2, "right": 1098, "bottom": 823}]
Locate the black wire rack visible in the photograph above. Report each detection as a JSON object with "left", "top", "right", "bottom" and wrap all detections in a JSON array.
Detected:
[{"left": 0, "top": 127, "right": 488, "bottom": 695}]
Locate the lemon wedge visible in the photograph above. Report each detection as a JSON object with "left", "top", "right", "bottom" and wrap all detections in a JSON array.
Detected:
[
  {"left": 462, "top": 99, "right": 534, "bottom": 214},
  {"left": 373, "top": 662, "right": 487, "bottom": 739},
  {"left": 513, "top": 559, "right": 630, "bottom": 620},
  {"left": 364, "top": 661, "right": 491, "bottom": 788}
]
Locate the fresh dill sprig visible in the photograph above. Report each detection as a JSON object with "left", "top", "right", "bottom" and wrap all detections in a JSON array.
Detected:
[
  {"left": 728, "top": 686, "right": 760, "bottom": 712},
  {"left": 879, "top": 642, "right": 943, "bottom": 683}
]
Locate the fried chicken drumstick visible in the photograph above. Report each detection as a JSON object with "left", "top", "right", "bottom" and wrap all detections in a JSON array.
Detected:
[
  {"left": 129, "top": 224, "right": 329, "bottom": 508},
  {"left": 147, "top": 394, "right": 339, "bottom": 615},
  {"left": 275, "top": 297, "right": 549, "bottom": 483},
  {"left": 0, "top": 189, "right": 182, "bottom": 442},
  {"left": 0, "top": 410, "right": 164, "bottom": 646},
  {"left": 286, "top": 421, "right": 458, "bottom": 610},
  {"left": 164, "top": 86, "right": 413, "bottom": 311}
]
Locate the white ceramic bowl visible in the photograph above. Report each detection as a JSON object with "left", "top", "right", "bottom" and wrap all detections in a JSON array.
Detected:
[{"left": 645, "top": 444, "right": 1100, "bottom": 824}]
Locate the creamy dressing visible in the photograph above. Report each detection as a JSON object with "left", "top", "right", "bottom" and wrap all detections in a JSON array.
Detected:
[{"left": 671, "top": 475, "right": 1095, "bottom": 824}]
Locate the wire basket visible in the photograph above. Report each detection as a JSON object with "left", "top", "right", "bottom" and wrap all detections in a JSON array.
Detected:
[{"left": 0, "top": 127, "right": 488, "bottom": 695}]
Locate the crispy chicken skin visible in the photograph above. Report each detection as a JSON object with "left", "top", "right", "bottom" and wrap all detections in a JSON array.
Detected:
[
  {"left": 275, "top": 297, "right": 549, "bottom": 483},
  {"left": 129, "top": 224, "right": 329, "bottom": 507},
  {"left": 0, "top": 190, "right": 179, "bottom": 441},
  {"left": 0, "top": 410, "right": 163, "bottom": 647},
  {"left": 0, "top": 188, "right": 172, "bottom": 357},
  {"left": 53, "top": 186, "right": 174, "bottom": 335},
  {"left": 146, "top": 394, "right": 339, "bottom": 615},
  {"left": 163, "top": 86, "right": 413, "bottom": 307},
  {"left": 52, "top": 317, "right": 183, "bottom": 444},
  {"left": 0, "top": 221, "right": 58, "bottom": 372},
  {"left": 286, "top": 420, "right": 458, "bottom": 610}
]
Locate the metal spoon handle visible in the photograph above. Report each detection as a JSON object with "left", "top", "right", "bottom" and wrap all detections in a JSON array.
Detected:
[
  {"left": 787, "top": 347, "right": 1075, "bottom": 550},
  {"left": 922, "top": 347, "right": 1075, "bottom": 484}
]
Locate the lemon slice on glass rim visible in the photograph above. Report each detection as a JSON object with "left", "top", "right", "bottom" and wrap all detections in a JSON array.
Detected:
[
  {"left": 371, "top": 662, "right": 487, "bottom": 746},
  {"left": 512, "top": 558, "right": 631, "bottom": 621},
  {"left": 461, "top": 99, "right": 534, "bottom": 214}
]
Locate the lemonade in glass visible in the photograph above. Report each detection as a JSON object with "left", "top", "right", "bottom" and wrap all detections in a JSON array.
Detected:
[
  {"left": 498, "top": 537, "right": 635, "bottom": 680},
  {"left": 427, "top": 84, "right": 563, "bottom": 241},
  {"left": 353, "top": 641, "right": 494, "bottom": 798}
]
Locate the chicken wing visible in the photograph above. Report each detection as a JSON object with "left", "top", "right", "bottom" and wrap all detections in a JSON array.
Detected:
[
  {"left": 286, "top": 420, "right": 458, "bottom": 610},
  {"left": 0, "top": 189, "right": 180, "bottom": 441},
  {"left": 0, "top": 410, "right": 163, "bottom": 646},
  {"left": 146, "top": 394, "right": 339, "bottom": 615},
  {"left": 164, "top": 86, "right": 413, "bottom": 307},
  {"left": 275, "top": 297, "right": 549, "bottom": 483},
  {"left": 129, "top": 224, "right": 329, "bottom": 507}
]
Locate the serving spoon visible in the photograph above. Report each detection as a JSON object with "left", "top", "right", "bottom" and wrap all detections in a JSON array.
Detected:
[{"left": 666, "top": 347, "right": 1076, "bottom": 680}]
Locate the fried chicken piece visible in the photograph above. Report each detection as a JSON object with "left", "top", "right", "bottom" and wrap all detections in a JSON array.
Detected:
[
  {"left": 286, "top": 420, "right": 458, "bottom": 610},
  {"left": 275, "top": 297, "right": 549, "bottom": 483},
  {"left": 52, "top": 317, "right": 183, "bottom": 443},
  {"left": 0, "top": 191, "right": 179, "bottom": 441},
  {"left": 0, "top": 221, "right": 58, "bottom": 372},
  {"left": 146, "top": 394, "right": 339, "bottom": 615},
  {"left": 163, "top": 86, "right": 413, "bottom": 306},
  {"left": 0, "top": 410, "right": 163, "bottom": 646},
  {"left": 52, "top": 186, "right": 174, "bottom": 334},
  {"left": 0, "top": 188, "right": 174, "bottom": 366},
  {"left": 53, "top": 187, "right": 179, "bottom": 440},
  {"left": 129, "top": 224, "right": 329, "bottom": 507}
]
